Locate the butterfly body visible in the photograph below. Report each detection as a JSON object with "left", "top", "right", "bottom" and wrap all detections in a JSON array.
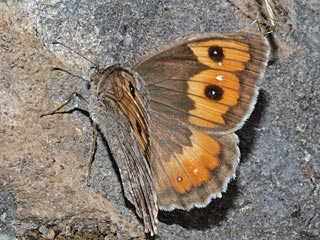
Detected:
[{"left": 87, "top": 32, "right": 269, "bottom": 235}]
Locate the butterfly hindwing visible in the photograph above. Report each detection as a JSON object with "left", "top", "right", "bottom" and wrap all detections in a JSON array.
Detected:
[{"left": 149, "top": 112, "right": 239, "bottom": 209}]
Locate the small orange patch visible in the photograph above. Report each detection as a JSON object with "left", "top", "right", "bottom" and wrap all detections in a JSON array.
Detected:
[
  {"left": 197, "top": 58, "right": 246, "bottom": 71},
  {"left": 188, "top": 80, "right": 240, "bottom": 106},
  {"left": 188, "top": 40, "right": 250, "bottom": 71},
  {"left": 190, "top": 70, "right": 240, "bottom": 91},
  {"left": 188, "top": 115, "right": 216, "bottom": 128},
  {"left": 179, "top": 156, "right": 210, "bottom": 187},
  {"left": 168, "top": 128, "right": 221, "bottom": 194},
  {"left": 168, "top": 160, "right": 192, "bottom": 194},
  {"left": 190, "top": 129, "right": 221, "bottom": 156},
  {"left": 189, "top": 40, "right": 249, "bottom": 51}
]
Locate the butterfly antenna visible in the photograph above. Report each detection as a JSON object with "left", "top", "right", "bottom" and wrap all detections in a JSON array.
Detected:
[
  {"left": 117, "top": 4, "right": 126, "bottom": 33},
  {"left": 226, "top": 0, "right": 256, "bottom": 22},
  {"left": 114, "top": 4, "right": 128, "bottom": 64},
  {"left": 51, "top": 67, "right": 90, "bottom": 83},
  {"left": 52, "top": 41, "right": 99, "bottom": 69}
]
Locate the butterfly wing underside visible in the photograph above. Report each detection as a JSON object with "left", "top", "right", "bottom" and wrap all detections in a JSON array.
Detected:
[
  {"left": 90, "top": 66, "right": 158, "bottom": 234},
  {"left": 132, "top": 32, "right": 269, "bottom": 210}
]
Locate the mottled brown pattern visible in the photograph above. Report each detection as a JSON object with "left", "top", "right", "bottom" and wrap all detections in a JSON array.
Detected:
[{"left": 90, "top": 66, "right": 158, "bottom": 235}]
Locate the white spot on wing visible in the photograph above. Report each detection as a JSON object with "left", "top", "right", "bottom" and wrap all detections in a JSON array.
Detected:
[{"left": 216, "top": 75, "right": 224, "bottom": 81}]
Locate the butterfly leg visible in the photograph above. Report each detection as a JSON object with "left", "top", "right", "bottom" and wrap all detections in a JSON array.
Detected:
[
  {"left": 40, "top": 91, "right": 89, "bottom": 117},
  {"left": 86, "top": 120, "right": 97, "bottom": 186},
  {"left": 40, "top": 91, "right": 97, "bottom": 185}
]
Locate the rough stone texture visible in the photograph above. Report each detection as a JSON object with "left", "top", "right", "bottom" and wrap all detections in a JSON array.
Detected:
[{"left": 0, "top": 0, "right": 319, "bottom": 239}]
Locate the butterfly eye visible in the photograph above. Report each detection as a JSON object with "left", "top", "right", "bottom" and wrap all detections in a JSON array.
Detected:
[
  {"left": 129, "top": 81, "right": 135, "bottom": 98},
  {"left": 208, "top": 45, "right": 224, "bottom": 63},
  {"left": 136, "top": 120, "right": 142, "bottom": 136},
  {"left": 205, "top": 84, "right": 224, "bottom": 101}
]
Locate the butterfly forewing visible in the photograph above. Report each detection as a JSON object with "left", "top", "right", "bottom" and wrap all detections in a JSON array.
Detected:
[
  {"left": 132, "top": 32, "right": 269, "bottom": 210},
  {"left": 133, "top": 32, "right": 269, "bottom": 133}
]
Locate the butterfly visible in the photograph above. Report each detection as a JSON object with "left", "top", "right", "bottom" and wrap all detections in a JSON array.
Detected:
[{"left": 46, "top": 32, "right": 269, "bottom": 236}]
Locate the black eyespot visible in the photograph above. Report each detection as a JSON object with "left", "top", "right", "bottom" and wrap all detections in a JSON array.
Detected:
[
  {"left": 129, "top": 81, "right": 135, "bottom": 98},
  {"left": 208, "top": 46, "right": 224, "bottom": 63},
  {"left": 205, "top": 84, "right": 224, "bottom": 101},
  {"left": 136, "top": 120, "right": 142, "bottom": 136}
]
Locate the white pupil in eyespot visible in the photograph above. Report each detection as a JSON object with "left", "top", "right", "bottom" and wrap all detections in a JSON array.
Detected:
[{"left": 216, "top": 75, "right": 223, "bottom": 81}]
